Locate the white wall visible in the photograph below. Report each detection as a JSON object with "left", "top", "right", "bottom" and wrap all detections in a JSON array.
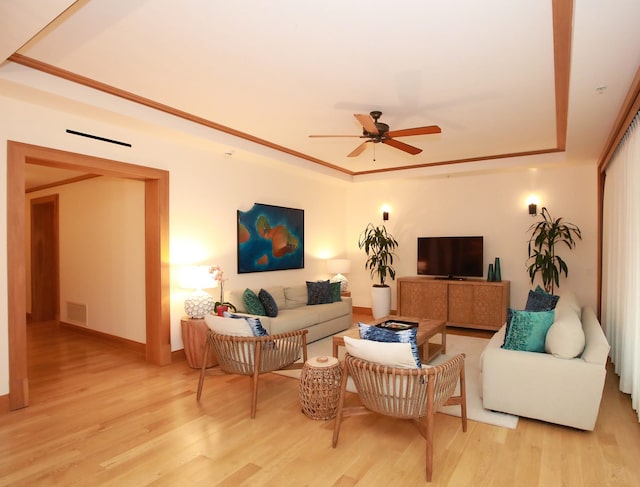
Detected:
[
  {"left": 346, "top": 164, "right": 598, "bottom": 312},
  {"left": 26, "top": 177, "right": 147, "bottom": 342}
]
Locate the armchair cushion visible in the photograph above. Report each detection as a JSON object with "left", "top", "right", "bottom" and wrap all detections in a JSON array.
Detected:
[
  {"left": 225, "top": 312, "right": 269, "bottom": 337},
  {"left": 358, "top": 322, "right": 421, "bottom": 367},
  {"left": 343, "top": 335, "right": 418, "bottom": 369},
  {"left": 204, "top": 315, "right": 253, "bottom": 337}
]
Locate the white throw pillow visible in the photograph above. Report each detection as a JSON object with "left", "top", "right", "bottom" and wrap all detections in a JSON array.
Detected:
[
  {"left": 204, "top": 314, "right": 253, "bottom": 336},
  {"left": 343, "top": 335, "right": 419, "bottom": 369},
  {"left": 544, "top": 296, "right": 585, "bottom": 359}
]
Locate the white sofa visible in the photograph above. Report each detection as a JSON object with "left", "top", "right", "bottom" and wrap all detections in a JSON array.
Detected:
[
  {"left": 481, "top": 290, "right": 610, "bottom": 431},
  {"left": 226, "top": 284, "right": 352, "bottom": 342}
]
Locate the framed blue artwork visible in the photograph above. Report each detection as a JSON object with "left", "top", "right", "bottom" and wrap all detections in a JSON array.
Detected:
[{"left": 237, "top": 203, "right": 304, "bottom": 273}]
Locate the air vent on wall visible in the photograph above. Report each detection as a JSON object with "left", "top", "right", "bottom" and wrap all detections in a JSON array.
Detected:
[
  {"left": 66, "top": 129, "right": 132, "bottom": 147},
  {"left": 66, "top": 301, "right": 87, "bottom": 326}
]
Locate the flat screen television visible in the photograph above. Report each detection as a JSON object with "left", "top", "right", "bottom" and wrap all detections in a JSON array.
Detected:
[{"left": 417, "top": 236, "right": 484, "bottom": 279}]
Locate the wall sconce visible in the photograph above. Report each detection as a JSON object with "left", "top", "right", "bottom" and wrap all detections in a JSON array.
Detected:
[
  {"left": 381, "top": 204, "right": 390, "bottom": 221},
  {"left": 526, "top": 195, "right": 540, "bottom": 217}
]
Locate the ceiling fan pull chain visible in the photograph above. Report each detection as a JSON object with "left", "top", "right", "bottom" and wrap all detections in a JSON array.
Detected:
[{"left": 373, "top": 143, "right": 376, "bottom": 162}]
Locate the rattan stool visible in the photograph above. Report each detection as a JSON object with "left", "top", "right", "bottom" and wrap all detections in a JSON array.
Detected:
[{"left": 299, "top": 355, "right": 342, "bottom": 420}]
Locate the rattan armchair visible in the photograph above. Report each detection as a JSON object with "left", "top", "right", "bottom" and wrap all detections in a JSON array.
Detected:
[
  {"left": 197, "top": 329, "right": 308, "bottom": 418},
  {"left": 332, "top": 353, "right": 467, "bottom": 482}
]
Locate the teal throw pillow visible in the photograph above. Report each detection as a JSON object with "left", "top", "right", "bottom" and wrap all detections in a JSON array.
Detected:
[
  {"left": 330, "top": 281, "right": 342, "bottom": 303},
  {"left": 258, "top": 288, "right": 278, "bottom": 317},
  {"left": 358, "top": 322, "right": 421, "bottom": 367},
  {"left": 243, "top": 288, "right": 266, "bottom": 316},
  {"left": 306, "top": 280, "right": 332, "bottom": 305},
  {"left": 502, "top": 309, "right": 555, "bottom": 353}
]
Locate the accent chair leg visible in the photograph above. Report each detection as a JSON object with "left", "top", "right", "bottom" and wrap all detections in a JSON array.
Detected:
[{"left": 196, "top": 339, "right": 211, "bottom": 401}]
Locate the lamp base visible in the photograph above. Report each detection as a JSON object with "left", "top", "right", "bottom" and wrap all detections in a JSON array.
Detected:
[
  {"left": 184, "top": 291, "right": 215, "bottom": 319},
  {"left": 331, "top": 273, "right": 349, "bottom": 292}
]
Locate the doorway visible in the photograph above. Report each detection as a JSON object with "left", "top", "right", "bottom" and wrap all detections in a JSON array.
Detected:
[
  {"left": 30, "top": 195, "right": 59, "bottom": 323},
  {"left": 7, "top": 141, "right": 171, "bottom": 411}
]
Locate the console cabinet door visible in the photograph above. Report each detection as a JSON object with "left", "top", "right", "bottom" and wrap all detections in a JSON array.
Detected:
[{"left": 398, "top": 280, "right": 448, "bottom": 321}]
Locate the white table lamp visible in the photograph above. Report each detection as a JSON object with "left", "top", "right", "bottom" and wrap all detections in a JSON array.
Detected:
[
  {"left": 327, "top": 259, "right": 351, "bottom": 292},
  {"left": 180, "top": 265, "right": 217, "bottom": 318}
]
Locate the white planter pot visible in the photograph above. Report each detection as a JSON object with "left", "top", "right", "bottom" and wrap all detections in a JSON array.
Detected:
[{"left": 371, "top": 285, "right": 391, "bottom": 319}]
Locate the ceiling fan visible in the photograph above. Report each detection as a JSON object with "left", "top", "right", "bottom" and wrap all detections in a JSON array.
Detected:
[{"left": 309, "top": 110, "right": 441, "bottom": 158}]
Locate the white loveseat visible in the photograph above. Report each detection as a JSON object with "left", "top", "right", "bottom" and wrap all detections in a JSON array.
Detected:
[
  {"left": 481, "top": 290, "right": 610, "bottom": 431},
  {"left": 226, "top": 284, "right": 352, "bottom": 343}
]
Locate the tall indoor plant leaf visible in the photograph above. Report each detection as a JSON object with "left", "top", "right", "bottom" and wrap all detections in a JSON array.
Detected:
[
  {"left": 358, "top": 223, "right": 399, "bottom": 287},
  {"left": 526, "top": 207, "right": 582, "bottom": 293}
]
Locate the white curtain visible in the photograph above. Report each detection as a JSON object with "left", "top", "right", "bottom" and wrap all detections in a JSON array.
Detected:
[{"left": 602, "top": 111, "right": 640, "bottom": 422}]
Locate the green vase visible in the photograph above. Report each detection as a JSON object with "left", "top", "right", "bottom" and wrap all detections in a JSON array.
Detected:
[
  {"left": 487, "top": 263, "right": 495, "bottom": 282},
  {"left": 494, "top": 257, "right": 502, "bottom": 282}
]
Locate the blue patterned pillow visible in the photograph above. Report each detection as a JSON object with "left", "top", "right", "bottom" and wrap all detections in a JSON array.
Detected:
[
  {"left": 502, "top": 309, "right": 555, "bottom": 353},
  {"left": 306, "top": 280, "right": 332, "bottom": 305},
  {"left": 358, "top": 322, "right": 421, "bottom": 367},
  {"left": 525, "top": 287, "right": 559, "bottom": 311},
  {"left": 243, "top": 288, "right": 266, "bottom": 316},
  {"left": 330, "top": 282, "right": 342, "bottom": 303},
  {"left": 224, "top": 312, "right": 269, "bottom": 337},
  {"left": 258, "top": 288, "right": 278, "bottom": 317}
]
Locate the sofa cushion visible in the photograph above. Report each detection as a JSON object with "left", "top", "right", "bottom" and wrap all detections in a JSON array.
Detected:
[
  {"left": 502, "top": 309, "right": 555, "bottom": 353},
  {"left": 358, "top": 322, "right": 421, "bottom": 367},
  {"left": 306, "top": 280, "right": 332, "bottom": 305},
  {"left": 266, "top": 301, "right": 351, "bottom": 334},
  {"left": 343, "top": 335, "right": 418, "bottom": 369},
  {"left": 204, "top": 314, "right": 253, "bottom": 336},
  {"left": 225, "top": 311, "right": 269, "bottom": 337},
  {"left": 284, "top": 284, "right": 308, "bottom": 308},
  {"left": 258, "top": 288, "right": 279, "bottom": 317},
  {"left": 243, "top": 288, "right": 266, "bottom": 316},
  {"left": 262, "top": 285, "right": 286, "bottom": 310},
  {"left": 525, "top": 287, "right": 559, "bottom": 311},
  {"left": 545, "top": 293, "right": 586, "bottom": 358},
  {"left": 330, "top": 281, "right": 342, "bottom": 303}
]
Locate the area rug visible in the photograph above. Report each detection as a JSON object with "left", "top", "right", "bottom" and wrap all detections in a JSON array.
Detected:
[{"left": 275, "top": 332, "right": 519, "bottom": 430}]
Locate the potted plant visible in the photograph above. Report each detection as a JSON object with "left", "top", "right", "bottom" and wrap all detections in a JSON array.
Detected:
[
  {"left": 526, "top": 207, "right": 582, "bottom": 294},
  {"left": 209, "top": 266, "right": 237, "bottom": 315},
  {"left": 358, "top": 223, "right": 399, "bottom": 318}
]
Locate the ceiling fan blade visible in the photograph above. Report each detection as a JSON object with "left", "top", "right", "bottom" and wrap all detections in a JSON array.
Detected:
[
  {"left": 387, "top": 125, "right": 442, "bottom": 138},
  {"left": 354, "top": 114, "right": 379, "bottom": 134},
  {"left": 347, "top": 142, "right": 368, "bottom": 157},
  {"left": 308, "top": 134, "right": 362, "bottom": 138},
  {"left": 383, "top": 138, "right": 422, "bottom": 155}
]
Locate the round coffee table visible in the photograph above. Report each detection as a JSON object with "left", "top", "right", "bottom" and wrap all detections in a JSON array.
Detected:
[{"left": 299, "top": 355, "right": 342, "bottom": 420}]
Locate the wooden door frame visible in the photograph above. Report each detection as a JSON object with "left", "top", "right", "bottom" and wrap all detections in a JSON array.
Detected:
[
  {"left": 30, "top": 194, "right": 60, "bottom": 322},
  {"left": 7, "top": 141, "right": 171, "bottom": 410}
]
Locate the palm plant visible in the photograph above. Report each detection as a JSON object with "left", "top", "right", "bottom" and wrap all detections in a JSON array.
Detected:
[
  {"left": 526, "top": 207, "right": 582, "bottom": 293},
  {"left": 358, "top": 223, "right": 399, "bottom": 287}
]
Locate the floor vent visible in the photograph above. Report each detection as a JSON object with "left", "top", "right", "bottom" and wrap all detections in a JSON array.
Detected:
[{"left": 66, "top": 301, "right": 88, "bottom": 326}]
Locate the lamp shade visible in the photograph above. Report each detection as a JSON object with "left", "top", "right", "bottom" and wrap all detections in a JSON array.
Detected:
[
  {"left": 326, "top": 259, "right": 351, "bottom": 274},
  {"left": 180, "top": 265, "right": 217, "bottom": 290}
]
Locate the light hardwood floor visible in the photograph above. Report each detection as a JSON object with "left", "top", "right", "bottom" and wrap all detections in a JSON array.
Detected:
[{"left": 1, "top": 316, "right": 639, "bottom": 486}]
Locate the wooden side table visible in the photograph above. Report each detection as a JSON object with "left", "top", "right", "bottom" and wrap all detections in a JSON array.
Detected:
[
  {"left": 299, "top": 356, "right": 343, "bottom": 420},
  {"left": 181, "top": 317, "right": 218, "bottom": 369}
]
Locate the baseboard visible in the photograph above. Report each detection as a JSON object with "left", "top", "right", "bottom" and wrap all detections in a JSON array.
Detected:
[
  {"left": 0, "top": 394, "right": 9, "bottom": 415},
  {"left": 352, "top": 306, "right": 397, "bottom": 316},
  {"left": 60, "top": 321, "right": 146, "bottom": 355}
]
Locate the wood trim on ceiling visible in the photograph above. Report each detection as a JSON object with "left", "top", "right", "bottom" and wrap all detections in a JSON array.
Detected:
[{"left": 7, "top": 0, "right": 572, "bottom": 176}]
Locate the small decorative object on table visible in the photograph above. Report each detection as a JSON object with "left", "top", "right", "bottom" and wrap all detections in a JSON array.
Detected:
[
  {"left": 209, "top": 265, "right": 237, "bottom": 315},
  {"left": 493, "top": 257, "right": 502, "bottom": 282},
  {"left": 487, "top": 263, "right": 495, "bottom": 282},
  {"left": 375, "top": 319, "right": 419, "bottom": 331},
  {"left": 299, "top": 356, "right": 342, "bottom": 420}
]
